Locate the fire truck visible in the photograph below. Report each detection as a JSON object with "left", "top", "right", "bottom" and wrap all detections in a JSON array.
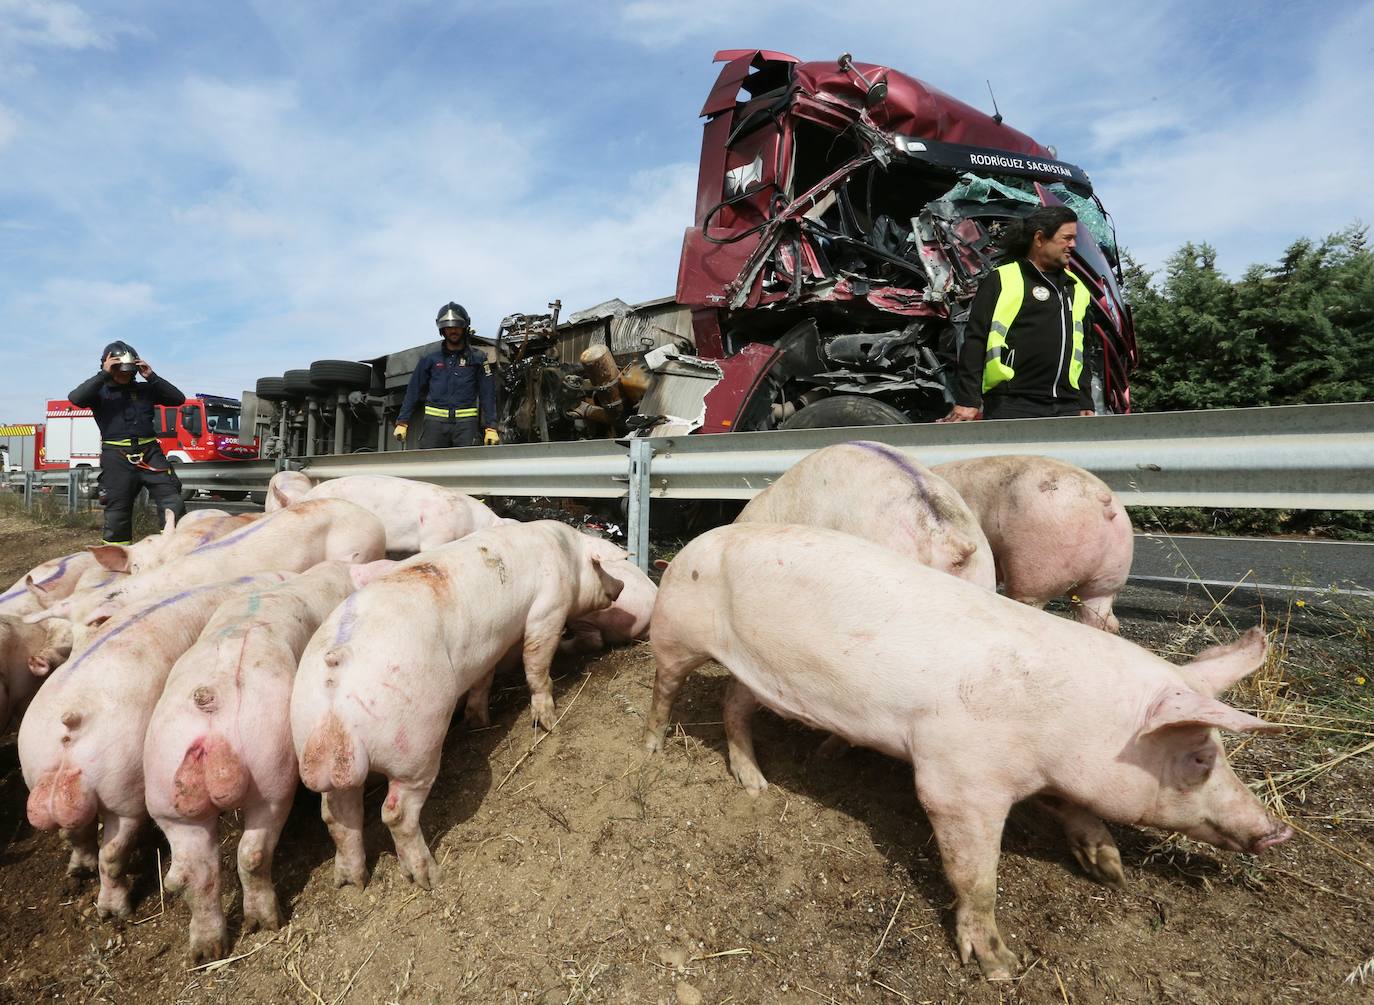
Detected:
[{"left": 37, "top": 394, "right": 258, "bottom": 473}]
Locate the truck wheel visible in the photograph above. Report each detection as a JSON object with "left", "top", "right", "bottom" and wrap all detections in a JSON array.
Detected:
[
  {"left": 780, "top": 395, "right": 910, "bottom": 429},
  {"left": 255, "top": 377, "right": 289, "bottom": 401},
  {"left": 309, "top": 360, "right": 371, "bottom": 391},
  {"left": 283, "top": 369, "right": 329, "bottom": 398},
  {"left": 216, "top": 491, "right": 249, "bottom": 502}
]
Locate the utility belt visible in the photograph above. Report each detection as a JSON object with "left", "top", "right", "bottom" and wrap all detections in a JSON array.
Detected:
[
  {"left": 102, "top": 437, "right": 170, "bottom": 472},
  {"left": 423, "top": 404, "right": 478, "bottom": 420}
]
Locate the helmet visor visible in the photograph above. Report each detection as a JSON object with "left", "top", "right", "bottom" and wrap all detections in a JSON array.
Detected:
[{"left": 436, "top": 309, "right": 468, "bottom": 332}]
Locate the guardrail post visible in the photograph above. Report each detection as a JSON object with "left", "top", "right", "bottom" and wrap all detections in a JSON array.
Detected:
[
  {"left": 67, "top": 469, "right": 80, "bottom": 514},
  {"left": 626, "top": 438, "right": 655, "bottom": 572},
  {"left": 23, "top": 471, "right": 36, "bottom": 510}
]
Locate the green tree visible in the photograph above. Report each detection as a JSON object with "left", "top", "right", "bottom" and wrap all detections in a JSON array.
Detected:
[{"left": 1126, "top": 224, "right": 1373, "bottom": 411}]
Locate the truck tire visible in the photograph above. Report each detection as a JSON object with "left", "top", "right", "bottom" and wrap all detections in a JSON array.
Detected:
[
  {"left": 780, "top": 395, "right": 911, "bottom": 429},
  {"left": 309, "top": 360, "right": 371, "bottom": 391},
  {"left": 255, "top": 377, "right": 289, "bottom": 401},
  {"left": 283, "top": 369, "right": 329, "bottom": 398}
]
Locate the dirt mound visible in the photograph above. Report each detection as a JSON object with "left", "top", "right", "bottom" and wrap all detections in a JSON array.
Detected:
[{"left": 1, "top": 504, "right": 1371, "bottom": 1004}]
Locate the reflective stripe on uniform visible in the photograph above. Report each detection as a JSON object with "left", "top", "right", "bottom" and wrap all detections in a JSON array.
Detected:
[
  {"left": 103, "top": 436, "right": 158, "bottom": 446},
  {"left": 424, "top": 405, "right": 478, "bottom": 418},
  {"left": 981, "top": 263, "right": 1023, "bottom": 394},
  {"left": 1066, "top": 273, "right": 1090, "bottom": 391},
  {"left": 99, "top": 539, "right": 133, "bottom": 546}
]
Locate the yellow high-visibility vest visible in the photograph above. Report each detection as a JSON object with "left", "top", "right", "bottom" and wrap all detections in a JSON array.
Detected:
[{"left": 982, "top": 262, "right": 1090, "bottom": 394}]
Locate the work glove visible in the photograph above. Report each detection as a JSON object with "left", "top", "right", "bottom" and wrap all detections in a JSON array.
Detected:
[
  {"left": 393, "top": 423, "right": 408, "bottom": 442},
  {"left": 483, "top": 428, "right": 500, "bottom": 446}
]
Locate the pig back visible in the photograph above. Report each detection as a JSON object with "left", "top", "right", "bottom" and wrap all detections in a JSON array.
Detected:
[{"left": 737, "top": 441, "right": 995, "bottom": 588}]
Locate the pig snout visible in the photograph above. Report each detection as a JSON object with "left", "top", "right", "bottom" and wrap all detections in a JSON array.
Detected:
[{"left": 1250, "top": 823, "right": 1294, "bottom": 853}]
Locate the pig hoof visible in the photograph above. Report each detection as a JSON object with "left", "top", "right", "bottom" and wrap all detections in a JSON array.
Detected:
[
  {"left": 1070, "top": 838, "right": 1127, "bottom": 888},
  {"left": 462, "top": 705, "right": 490, "bottom": 730},
  {"left": 530, "top": 695, "right": 556, "bottom": 732},
  {"left": 242, "top": 902, "right": 281, "bottom": 933},
  {"left": 643, "top": 728, "right": 667, "bottom": 754},
  {"left": 729, "top": 761, "right": 769, "bottom": 796},
  {"left": 332, "top": 859, "right": 368, "bottom": 889},
  {"left": 190, "top": 934, "right": 226, "bottom": 965}
]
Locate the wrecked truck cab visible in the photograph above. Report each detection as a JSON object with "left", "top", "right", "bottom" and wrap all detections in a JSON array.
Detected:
[{"left": 674, "top": 49, "right": 1138, "bottom": 431}]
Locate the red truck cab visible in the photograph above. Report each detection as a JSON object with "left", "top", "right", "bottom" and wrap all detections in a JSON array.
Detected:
[{"left": 156, "top": 393, "right": 259, "bottom": 463}]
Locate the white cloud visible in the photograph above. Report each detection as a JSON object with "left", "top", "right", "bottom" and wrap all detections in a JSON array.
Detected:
[{"left": 0, "top": 0, "right": 126, "bottom": 51}]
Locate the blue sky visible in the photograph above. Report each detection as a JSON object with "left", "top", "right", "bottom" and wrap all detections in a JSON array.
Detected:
[{"left": 1, "top": 0, "right": 1371, "bottom": 420}]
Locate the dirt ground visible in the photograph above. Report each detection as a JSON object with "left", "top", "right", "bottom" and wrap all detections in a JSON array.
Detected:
[{"left": 1, "top": 503, "right": 1371, "bottom": 1005}]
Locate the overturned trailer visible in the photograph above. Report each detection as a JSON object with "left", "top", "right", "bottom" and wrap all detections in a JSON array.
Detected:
[{"left": 242, "top": 49, "right": 1137, "bottom": 456}]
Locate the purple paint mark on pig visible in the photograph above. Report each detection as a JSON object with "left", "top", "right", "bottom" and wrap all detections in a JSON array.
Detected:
[
  {"left": 0, "top": 553, "right": 77, "bottom": 604},
  {"left": 61, "top": 576, "right": 259, "bottom": 678},
  {"left": 851, "top": 441, "right": 938, "bottom": 518},
  {"left": 333, "top": 593, "right": 359, "bottom": 645},
  {"left": 189, "top": 513, "right": 278, "bottom": 554}
]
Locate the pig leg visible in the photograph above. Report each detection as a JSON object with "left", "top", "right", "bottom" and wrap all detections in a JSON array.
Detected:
[
  {"left": 62, "top": 822, "right": 99, "bottom": 876},
  {"left": 381, "top": 777, "right": 439, "bottom": 890},
  {"left": 1074, "top": 594, "right": 1120, "bottom": 634},
  {"left": 917, "top": 775, "right": 1019, "bottom": 980},
  {"left": 239, "top": 798, "right": 291, "bottom": 934},
  {"left": 321, "top": 787, "right": 368, "bottom": 888},
  {"left": 161, "top": 817, "right": 226, "bottom": 962},
  {"left": 643, "top": 639, "right": 709, "bottom": 754},
  {"left": 1033, "top": 796, "right": 1125, "bottom": 887},
  {"left": 95, "top": 811, "right": 143, "bottom": 920},
  {"left": 461, "top": 668, "right": 496, "bottom": 730},
  {"left": 722, "top": 678, "right": 768, "bottom": 795},
  {"left": 521, "top": 625, "right": 563, "bottom": 731}
]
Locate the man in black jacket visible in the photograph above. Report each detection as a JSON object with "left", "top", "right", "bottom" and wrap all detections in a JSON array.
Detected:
[
  {"left": 69, "top": 341, "right": 188, "bottom": 545},
  {"left": 941, "top": 205, "right": 1097, "bottom": 421},
  {"left": 393, "top": 302, "right": 500, "bottom": 449}
]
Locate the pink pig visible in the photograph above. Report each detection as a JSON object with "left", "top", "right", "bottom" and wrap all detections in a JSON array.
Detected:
[
  {"left": 0, "top": 614, "right": 72, "bottom": 730},
  {"left": 290, "top": 521, "right": 625, "bottom": 890},
  {"left": 933, "top": 455, "right": 1134, "bottom": 632},
  {"left": 563, "top": 556, "right": 657, "bottom": 654},
  {"left": 271, "top": 473, "right": 503, "bottom": 554},
  {"left": 644, "top": 523, "right": 1290, "bottom": 980},
  {"left": 737, "top": 441, "right": 996, "bottom": 590},
  {"left": 1, "top": 551, "right": 101, "bottom": 618},
  {"left": 20, "top": 573, "right": 290, "bottom": 919},
  {"left": 144, "top": 562, "right": 357, "bottom": 961},
  {"left": 24, "top": 498, "right": 385, "bottom": 631},
  {"left": 89, "top": 510, "right": 261, "bottom": 577}
]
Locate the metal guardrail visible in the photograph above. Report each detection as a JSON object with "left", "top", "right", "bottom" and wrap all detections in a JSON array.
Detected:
[{"left": 8, "top": 403, "right": 1374, "bottom": 570}]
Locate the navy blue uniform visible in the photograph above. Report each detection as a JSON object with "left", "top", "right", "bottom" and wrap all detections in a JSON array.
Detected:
[
  {"left": 69, "top": 370, "right": 187, "bottom": 544},
  {"left": 397, "top": 342, "right": 497, "bottom": 449}
]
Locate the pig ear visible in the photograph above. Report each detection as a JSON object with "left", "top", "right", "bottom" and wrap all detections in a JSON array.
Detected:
[
  {"left": 271, "top": 479, "right": 297, "bottom": 509},
  {"left": 24, "top": 575, "right": 55, "bottom": 608},
  {"left": 1142, "top": 686, "right": 1283, "bottom": 738},
  {"left": 89, "top": 545, "right": 132, "bottom": 573},
  {"left": 350, "top": 559, "right": 399, "bottom": 591},
  {"left": 591, "top": 556, "right": 625, "bottom": 603},
  {"left": 1185, "top": 627, "right": 1269, "bottom": 697}
]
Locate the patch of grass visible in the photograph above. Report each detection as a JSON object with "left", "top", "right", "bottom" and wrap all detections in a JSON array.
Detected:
[{"left": 0, "top": 486, "right": 97, "bottom": 531}]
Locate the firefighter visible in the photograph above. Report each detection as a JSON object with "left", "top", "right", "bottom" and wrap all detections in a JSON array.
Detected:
[
  {"left": 393, "top": 302, "right": 500, "bottom": 449},
  {"left": 940, "top": 205, "right": 1097, "bottom": 421},
  {"left": 69, "top": 341, "right": 188, "bottom": 546}
]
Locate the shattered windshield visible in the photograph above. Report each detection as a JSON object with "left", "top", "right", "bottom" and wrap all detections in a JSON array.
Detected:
[{"left": 936, "top": 173, "right": 1116, "bottom": 259}]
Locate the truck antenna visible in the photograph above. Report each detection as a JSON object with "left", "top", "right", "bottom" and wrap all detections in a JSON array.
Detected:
[{"left": 986, "top": 80, "right": 1003, "bottom": 124}]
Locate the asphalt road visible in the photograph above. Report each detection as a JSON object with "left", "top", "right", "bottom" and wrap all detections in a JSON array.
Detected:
[{"left": 1130, "top": 533, "right": 1372, "bottom": 600}]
